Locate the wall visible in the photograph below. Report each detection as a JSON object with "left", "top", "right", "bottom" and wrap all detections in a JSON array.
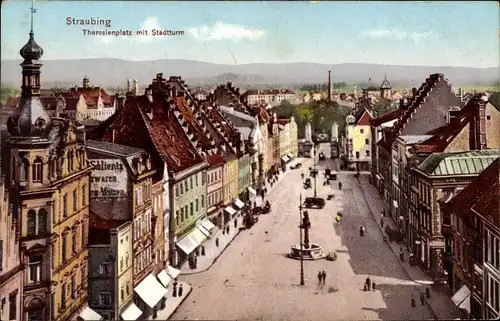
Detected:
[
  {"left": 224, "top": 158, "right": 239, "bottom": 205},
  {"left": 485, "top": 102, "right": 500, "bottom": 149},
  {"left": 113, "top": 223, "right": 133, "bottom": 316},
  {"left": 173, "top": 170, "right": 206, "bottom": 237},
  {"left": 350, "top": 124, "right": 371, "bottom": 162},
  {"left": 238, "top": 154, "right": 251, "bottom": 195},
  {"left": 88, "top": 156, "right": 130, "bottom": 221},
  {"left": 88, "top": 245, "right": 115, "bottom": 316},
  {"left": 444, "top": 123, "right": 470, "bottom": 152},
  {"left": 207, "top": 165, "right": 223, "bottom": 213},
  {"left": 259, "top": 123, "right": 269, "bottom": 174}
]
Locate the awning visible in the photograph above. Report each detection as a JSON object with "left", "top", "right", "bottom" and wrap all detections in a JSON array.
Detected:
[
  {"left": 198, "top": 226, "right": 211, "bottom": 237},
  {"left": 376, "top": 174, "right": 383, "bottom": 181},
  {"left": 134, "top": 274, "right": 168, "bottom": 308},
  {"left": 78, "top": 306, "right": 103, "bottom": 320},
  {"left": 190, "top": 227, "right": 207, "bottom": 244},
  {"left": 281, "top": 156, "right": 289, "bottom": 162},
  {"left": 452, "top": 285, "right": 471, "bottom": 307},
  {"left": 201, "top": 219, "right": 215, "bottom": 232},
  {"left": 120, "top": 302, "right": 142, "bottom": 321},
  {"left": 248, "top": 187, "right": 257, "bottom": 195},
  {"left": 165, "top": 265, "right": 181, "bottom": 279},
  {"left": 459, "top": 294, "right": 470, "bottom": 313},
  {"left": 234, "top": 198, "right": 245, "bottom": 209},
  {"left": 176, "top": 229, "right": 205, "bottom": 255},
  {"left": 288, "top": 153, "right": 293, "bottom": 158},
  {"left": 224, "top": 206, "right": 237, "bottom": 215},
  {"left": 156, "top": 269, "right": 171, "bottom": 288}
]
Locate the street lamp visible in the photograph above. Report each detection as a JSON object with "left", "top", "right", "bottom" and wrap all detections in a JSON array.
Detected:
[{"left": 299, "top": 193, "right": 305, "bottom": 285}]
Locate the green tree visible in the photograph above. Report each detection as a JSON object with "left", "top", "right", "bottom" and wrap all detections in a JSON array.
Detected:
[{"left": 372, "top": 99, "right": 395, "bottom": 116}]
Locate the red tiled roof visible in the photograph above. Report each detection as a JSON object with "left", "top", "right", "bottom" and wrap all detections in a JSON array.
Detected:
[
  {"left": 5, "top": 97, "right": 20, "bottom": 109},
  {"left": 356, "top": 110, "right": 373, "bottom": 126},
  {"left": 447, "top": 158, "right": 499, "bottom": 226},
  {"left": 68, "top": 87, "right": 115, "bottom": 107},
  {"left": 207, "top": 154, "right": 225, "bottom": 166},
  {"left": 412, "top": 96, "right": 483, "bottom": 153},
  {"left": 173, "top": 96, "right": 212, "bottom": 149},
  {"left": 91, "top": 94, "right": 205, "bottom": 175},
  {"left": 277, "top": 118, "right": 291, "bottom": 125},
  {"left": 371, "top": 108, "right": 404, "bottom": 127}
]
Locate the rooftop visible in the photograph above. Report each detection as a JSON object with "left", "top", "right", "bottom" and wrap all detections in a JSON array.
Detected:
[
  {"left": 398, "top": 135, "right": 434, "bottom": 145},
  {"left": 417, "top": 149, "right": 499, "bottom": 176},
  {"left": 86, "top": 139, "right": 144, "bottom": 157}
]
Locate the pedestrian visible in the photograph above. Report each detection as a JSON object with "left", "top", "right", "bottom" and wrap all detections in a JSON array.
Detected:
[
  {"left": 420, "top": 292, "right": 425, "bottom": 305},
  {"left": 365, "top": 276, "right": 371, "bottom": 289},
  {"left": 364, "top": 284, "right": 368, "bottom": 291},
  {"left": 215, "top": 238, "right": 219, "bottom": 247},
  {"left": 317, "top": 271, "right": 322, "bottom": 289},
  {"left": 359, "top": 226, "right": 364, "bottom": 237},
  {"left": 321, "top": 270, "right": 326, "bottom": 287},
  {"left": 338, "top": 182, "right": 342, "bottom": 190},
  {"left": 400, "top": 247, "right": 404, "bottom": 262},
  {"left": 172, "top": 281, "right": 178, "bottom": 297},
  {"left": 372, "top": 282, "right": 376, "bottom": 291},
  {"left": 178, "top": 284, "right": 184, "bottom": 297},
  {"left": 380, "top": 217, "right": 384, "bottom": 227},
  {"left": 411, "top": 295, "right": 416, "bottom": 307}
]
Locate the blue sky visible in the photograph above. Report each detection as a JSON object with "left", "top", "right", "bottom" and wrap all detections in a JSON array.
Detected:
[{"left": 1, "top": 1, "right": 499, "bottom": 67}]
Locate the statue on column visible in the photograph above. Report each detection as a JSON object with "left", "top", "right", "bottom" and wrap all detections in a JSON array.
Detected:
[{"left": 299, "top": 211, "right": 311, "bottom": 249}]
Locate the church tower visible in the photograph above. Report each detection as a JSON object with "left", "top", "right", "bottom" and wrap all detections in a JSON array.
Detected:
[
  {"left": 380, "top": 74, "right": 392, "bottom": 100},
  {"left": 5, "top": 4, "right": 92, "bottom": 321}
]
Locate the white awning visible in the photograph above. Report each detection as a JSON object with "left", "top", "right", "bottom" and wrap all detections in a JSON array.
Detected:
[
  {"left": 198, "top": 226, "right": 211, "bottom": 237},
  {"left": 459, "top": 294, "right": 470, "bottom": 313},
  {"left": 156, "top": 270, "right": 171, "bottom": 288},
  {"left": 234, "top": 198, "right": 245, "bottom": 209},
  {"left": 134, "top": 274, "right": 168, "bottom": 308},
  {"left": 224, "top": 206, "right": 237, "bottom": 215},
  {"left": 79, "top": 306, "right": 103, "bottom": 320},
  {"left": 190, "top": 227, "right": 207, "bottom": 244},
  {"left": 120, "top": 302, "right": 142, "bottom": 321},
  {"left": 281, "top": 156, "right": 289, "bottom": 162},
  {"left": 288, "top": 153, "right": 293, "bottom": 158},
  {"left": 248, "top": 187, "right": 257, "bottom": 195},
  {"left": 452, "top": 285, "right": 471, "bottom": 307},
  {"left": 201, "top": 219, "right": 215, "bottom": 232},
  {"left": 165, "top": 265, "right": 181, "bottom": 279}
]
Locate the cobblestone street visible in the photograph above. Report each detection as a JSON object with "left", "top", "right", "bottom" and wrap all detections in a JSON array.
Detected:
[{"left": 171, "top": 146, "right": 436, "bottom": 320}]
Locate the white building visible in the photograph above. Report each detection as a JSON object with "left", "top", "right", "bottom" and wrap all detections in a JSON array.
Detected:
[{"left": 243, "top": 89, "right": 297, "bottom": 106}]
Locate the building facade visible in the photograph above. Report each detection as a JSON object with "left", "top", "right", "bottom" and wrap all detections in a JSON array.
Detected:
[
  {"left": 342, "top": 108, "right": 373, "bottom": 171},
  {"left": 206, "top": 159, "right": 224, "bottom": 228},
  {"left": 4, "top": 22, "right": 92, "bottom": 321},
  {"left": 243, "top": 89, "right": 297, "bottom": 106},
  {"left": 0, "top": 177, "right": 23, "bottom": 321},
  {"left": 88, "top": 219, "right": 133, "bottom": 321}
]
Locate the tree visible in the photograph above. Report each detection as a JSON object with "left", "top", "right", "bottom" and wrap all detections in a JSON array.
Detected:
[
  {"left": 0, "top": 87, "right": 20, "bottom": 108},
  {"left": 372, "top": 99, "right": 395, "bottom": 116}
]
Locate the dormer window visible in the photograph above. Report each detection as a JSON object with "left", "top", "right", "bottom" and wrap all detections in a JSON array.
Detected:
[
  {"left": 32, "top": 158, "right": 43, "bottom": 183},
  {"left": 20, "top": 158, "right": 29, "bottom": 182}
]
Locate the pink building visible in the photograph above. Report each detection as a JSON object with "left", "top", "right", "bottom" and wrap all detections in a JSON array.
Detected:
[{"left": 0, "top": 177, "right": 23, "bottom": 321}]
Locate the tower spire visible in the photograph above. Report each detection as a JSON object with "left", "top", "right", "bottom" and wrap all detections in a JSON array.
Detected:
[{"left": 30, "top": 0, "right": 36, "bottom": 35}]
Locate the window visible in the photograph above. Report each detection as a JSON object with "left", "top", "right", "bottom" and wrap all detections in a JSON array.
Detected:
[
  {"left": 99, "top": 262, "right": 111, "bottom": 275},
  {"left": 190, "top": 202, "right": 194, "bottom": 216},
  {"left": 486, "top": 115, "right": 491, "bottom": 120},
  {"left": 190, "top": 177, "right": 193, "bottom": 189},
  {"left": 71, "top": 274, "right": 76, "bottom": 299},
  {"left": 195, "top": 175, "right": 199, "bottom": 186},
  {"left": 32, "top": 158, "right": 43, "bottom": 183},
  {"left": 135, "top": 188, "right": 142, "bottom": 205},
  {"left": 366, "top": 150, "right": 370, "bottom": 156},
  {"left": 71, "top": 189, "right": 77, "bottom": 212},
  {"left": 62, "top": 233, "right": 67, "bottom": 262},
  {"left": 63, "top": 193, "right": 68, "bottom": 217},
  {"left": 20, "top": 158, "right": 29, "bottom": 181},
  {"left": 82, "top": 185, "right": 86, "bottom": 206},
  {"left": 486, "top": 230, "right": 499, "bottom": 269},
  {"left": 26, "top": 298, "right": 43, "bottom": 321},
  {"left": 51, "top": 243, "right": 56, "bottom": 269},
  {"left": 180, "top": 184, "right": 184, "bottom": 194},
  {"left": 176, "top": 210, "right": 179, "bottom": 226},
  {"left": 202, "top": 172, "right": 206, "bottom": 184},
  {"left": 365, "top": 139, "right": 369, "bottom": 145},
  {"left": 134, "top": 218, "right": 141, "bottom": 239},
  {"left": 81, "top": 220, "right": 87, "bottom": 246},
  {"left": 184, "top": 180, "right": 188, "bottom": 192},
  {"left": 27, "top": 210, "right": 36, "bottom": 235},
  {"left": 51, "top": 158, "right": 57, "bottom": 178},
  {"left": 121, "top": 287, "right": 124, "bottom": 301},
  {"left": 28, "top": 255, "right": 42, "bottom": 283},
  {"left": 37, "top": 209, "right": 47, "bottom": 234},
  {"left": 175, "top": 185, "right": 179, "bottom": 197},
  {"left": 196, "top": 199, "right": 199, "bottom": 212},
  {"left": 180, "top": 208, "right": 184, "bottom": 222},
  {"left": 8, "top": 291, "right": 16, "bottom": 320},
  {"left": 67, "top": 152, "right": 74, "bottom": 172},
  {"left": 486, "top": 275, "right": 499, "bottom": 311},
  {"left": 201, "top": 195, "right": 205, "bottom": 207},
  {"left": 356, "top": 151, "right": 360, "bottom": 159},
  {"left": 72, "top": 228, "right": 77, "bottom": 253},
  {"left": 360, "top": 129, "right": 364, "bottom": 134}
]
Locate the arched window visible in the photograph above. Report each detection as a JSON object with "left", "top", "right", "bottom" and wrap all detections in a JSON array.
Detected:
[
  {"left": 20, "top": 158, "right": 29, "bottom": 181},
  {"left": 26, "top": 297, "right": 44, "bottom": 321},
  {"left": 27, "top": 210, "right": 36, "bottom": 235},
  {"left": 37, "top": 209, "right": 48, "bottom": 234},
  {"left": 67, "top": 152, "right": 74, "bottom": 172},
  {"left": 32, "top": 158, "right": 43, "bottom": 183}
]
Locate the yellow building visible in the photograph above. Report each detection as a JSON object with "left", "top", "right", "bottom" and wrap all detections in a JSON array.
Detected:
[
  {"left": 223, "top": 158, "right": 239, "bottom": 209},
  {"left": 4, "top": 20, "right": 92, "bottom": 321},
  {"left": 342, "top": 108, "right": 374, "bottom": 171}
]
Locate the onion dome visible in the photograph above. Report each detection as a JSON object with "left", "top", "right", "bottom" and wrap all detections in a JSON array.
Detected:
[{"left": 20, "top": 31, "right": 44, "bottom": 62}]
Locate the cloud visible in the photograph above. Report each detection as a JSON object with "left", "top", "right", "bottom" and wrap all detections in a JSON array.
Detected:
[
  {"left": 361, "top": 29, "right": 434, "bottom": 43},
  {"left": 187, "top": 21, "right": 266, "bottom": 42}
]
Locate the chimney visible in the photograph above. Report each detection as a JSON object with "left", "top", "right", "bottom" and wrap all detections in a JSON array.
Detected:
[
  {"left": 470, "top": 99, "right": 487, "bottom": 150},
  {"left": 328, "top": 70, "right": 332, "bottom": 102},
  {"left": 83, "top": 76, "right": 90, "bottom": 88}
]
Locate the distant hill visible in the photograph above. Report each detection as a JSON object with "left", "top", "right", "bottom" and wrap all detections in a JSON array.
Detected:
[{"left": 1, "top": 59, "right": 498, "bottom": 88}]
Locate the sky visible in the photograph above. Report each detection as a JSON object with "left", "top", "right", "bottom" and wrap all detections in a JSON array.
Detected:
[{"left": 1, "top": 1, "right": 499, "bottom": 67}]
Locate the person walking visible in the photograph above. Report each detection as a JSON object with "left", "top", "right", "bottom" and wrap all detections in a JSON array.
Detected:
[
  {"left": 321, "top": 270, "right": 326, "bottom": 288},
  {"left": 420, "top": 292, "right": 425, "bottom": 306},
  {"left": 365, "top": 276, "right": 371, "bottom": 289},
  {"left": 317, "top": 271, "right": 322, "bottom": 289}
]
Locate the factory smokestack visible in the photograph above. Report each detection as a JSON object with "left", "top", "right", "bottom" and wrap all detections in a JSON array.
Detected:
[{"left": 328, "top": 70, "right": 332, "bottom": 102}]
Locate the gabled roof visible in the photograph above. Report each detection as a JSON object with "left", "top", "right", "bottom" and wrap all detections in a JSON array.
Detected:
[
  {"left": 416, "top": 149, "right": 499, "bottom": 176},
  {"left": 173, "top": 96, "right": 212, "bottom": 150},
  {"left": 371, "top": 108, "right": 404, "bottom": 127},
  {"left": 488, "top": 92, "right": 500, "bottom": 111},
  {"left": 90, "top": 94, "right": 205, "bottom": 175},
  {"left": 353, "top": 107, "right": 373, "bottom": 126},
  {"left": 446, "top": 158, "right": 499, "bottom": 227}
]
